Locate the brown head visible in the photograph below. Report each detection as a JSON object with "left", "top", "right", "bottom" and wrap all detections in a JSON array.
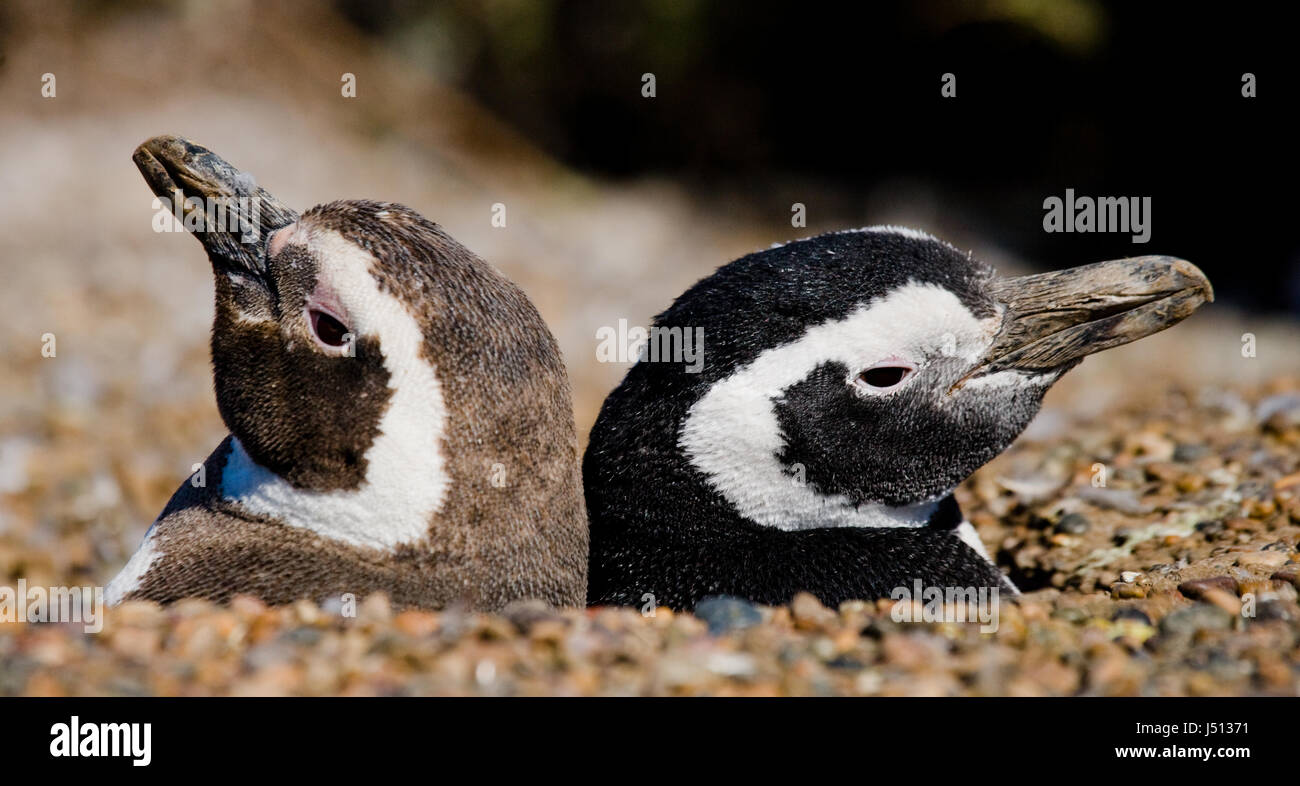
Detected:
[{"left": 120, "top": 136, "right": 587, "bottom": 609}]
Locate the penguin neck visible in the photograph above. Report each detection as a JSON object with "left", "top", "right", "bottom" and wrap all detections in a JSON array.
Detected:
[
  {"left": 587, "top": 373, "right": 962, "bottom": 541},
  {"left": 676, "top": 378, "right": 952, "bottom": 533},
  {"left": 217, "top": 300, "right": 453, "bottom": 556},
  {"left": 212, "top": 233, "right": 456, "bottom": 551}
]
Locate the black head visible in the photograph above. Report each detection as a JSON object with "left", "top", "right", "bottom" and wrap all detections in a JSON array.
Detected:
[{"left": 586, "top": 227, "right": 1213, "bottom": 536}]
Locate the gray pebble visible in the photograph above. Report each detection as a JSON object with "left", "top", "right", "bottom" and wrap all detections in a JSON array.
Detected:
[
  {"left": 1160, "top": 603, "right": 1233, "bottom": 636},
  {"left": 1253, "top": 599, "right": 1293, "bottom": 622},
  {"left": 1055, "top": 513, "right": 1090, "bottom": 535},
  {"left": 1195, "top": 520, "right": 1225, "bottom": 536},
  {"left": 1255, "top": 393, "right": 1300, "bottom": 424},
  {"left": 1078, "top": 487, "right": 1154, "bottom": 515},
  {"left": 1173, "top": 443, "right": 1210, "bottom": 462},
  {"left": 501, "top": 598, "right": 563, "bottom": 633},
  {"left": 695, "top": 595, "right": 762, "bottom": 635},
  {"left": 1113, "top": 607, "right": 1152, "bottom": 625}
]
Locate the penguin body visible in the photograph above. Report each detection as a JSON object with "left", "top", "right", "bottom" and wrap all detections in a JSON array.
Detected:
[
  {"left": 109, "top": 138, "right": 587, "bottom": 610},
  {"left": 585, "top": 227, "right": 1211, "bottom": 610}
]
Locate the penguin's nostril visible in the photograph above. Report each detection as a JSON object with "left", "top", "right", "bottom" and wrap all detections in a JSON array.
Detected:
[
  {"left": 309, "top": 309, "right": 352, "bottom": 348},
  {"left": 859, "top": 365, "right": 912, "bottom": 389}
]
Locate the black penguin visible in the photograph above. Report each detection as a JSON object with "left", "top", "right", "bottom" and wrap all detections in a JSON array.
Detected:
[{"left": 584, "top": 227, "right": 1212, "bottom": 610}]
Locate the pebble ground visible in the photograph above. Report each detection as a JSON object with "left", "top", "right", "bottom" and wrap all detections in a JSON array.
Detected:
[{"left": 4, "top": 380, "right": 1297, "bottom": 697}]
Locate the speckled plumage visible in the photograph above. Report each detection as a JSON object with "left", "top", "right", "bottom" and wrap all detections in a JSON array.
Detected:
[
  {"left": 112, "top": 137, "right": 587, "bottom": 611},
  {"left": 584, "top": 228, "right": 1211, "bottom": 610}
]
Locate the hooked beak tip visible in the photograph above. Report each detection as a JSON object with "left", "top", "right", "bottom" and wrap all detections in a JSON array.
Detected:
[{"left": 1167, "top": 256, "right": 1215, "bottom": 304}]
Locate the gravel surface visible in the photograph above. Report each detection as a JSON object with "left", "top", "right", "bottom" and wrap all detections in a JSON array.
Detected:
[{"left": 3, "top": 379, "right": 1297, "bottom": 697}]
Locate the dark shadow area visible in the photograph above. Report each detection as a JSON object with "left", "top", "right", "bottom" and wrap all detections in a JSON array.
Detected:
[{"left": 334, "top": 0, "right": 1297, "bottom": 312}]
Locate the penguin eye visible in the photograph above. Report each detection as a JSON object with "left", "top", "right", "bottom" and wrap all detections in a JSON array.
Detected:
[
  {"left": 856, "top": 363, "right": 915, "bottom": 391},
  {"left": 309, "top": 309, "right": 352, "bottom": 349}
]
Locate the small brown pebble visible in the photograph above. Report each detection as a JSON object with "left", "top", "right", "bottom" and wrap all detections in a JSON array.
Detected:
[
  {"left": 1127, "top": 430, "right": 1175, "bottom": 461},
  {"left": 476, "top": 616, "right": 516, "bottom": 641},
  {"left": 393, "top": 610, "right": 439, "bottom": 637},
  {"left": 108, "top": 627, "right": 162, "bottom": 659},
  {"left": 527, "top": 619, "right": 567, "bottom": 644},
  {"left": 882, "top": 633, "right": 942, "bottom": 667},
  {"left": 229, "top": 595, "right": 269, "bottom": 618},
  {"left": 1178, "top": 576, "right": 1240, "bottom": 599},
  {"left": 1255, "top": 652, "right": 1294, "bottom": 690},
  {"left": 291, "top": 600, "right": 321, "bottom": 625},
  {"left": 1248, "top": 499, "right": 1278, "bottom": 518},
  {"left": 838, "top": 600, "right": 870, "bottom": 615},
  {"left": 1270, "top": 567, "right": 1300, "bottom": 590},
  {"left": 500, "top": 599, "right": 563, "bottom": 633},
  {"left": 357, "top": 593, "right": 392, "bottom": 623},
  {"left": 1239, "top": 578, "right": 1288, "bottom": 598},
  {"left": 1273, "top": 471, "right": 1300, "bottom": 492},
  {"left": 790, "top": 592, "right": 837, "bottom": 630},
  {"left": 1199, "top": 588, "right": 1242, "bottom": 616},
  {"left": 1145, "top": 462, "right": 1180, "bottom": 482},
  {"left": 113, "top": 600, "right": 165, "bottom": 627},
  {"left": 1236, "top": 551, "right": 1289, "bottom": 570},
  {"left": 1111, "top": 583, "right": 1146, "bottom": 600}
]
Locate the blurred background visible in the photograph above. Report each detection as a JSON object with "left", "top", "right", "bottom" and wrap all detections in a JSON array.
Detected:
[{"left": 0, "top": 0, "right": 1296, "bottom": 589}]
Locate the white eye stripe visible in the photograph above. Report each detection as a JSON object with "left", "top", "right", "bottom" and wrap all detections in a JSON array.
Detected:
[
  {"left": 221, "top": 227, "right": 451, "bottom": 551},
  {"left": 680, "top": 281, "right": 988, "bottom": 531}
]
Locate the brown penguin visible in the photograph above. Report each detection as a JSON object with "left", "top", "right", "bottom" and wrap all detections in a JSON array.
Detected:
[{"left": 107, "top": 136, "right": 587, "bottom": 610}]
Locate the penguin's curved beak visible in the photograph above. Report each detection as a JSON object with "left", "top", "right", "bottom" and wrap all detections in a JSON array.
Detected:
[
  {"left": 960, "top": 255, "right": 1213, "bottom": 385},
  {"left": 133, "top": 135, "right": 298, "bottom": 277}
]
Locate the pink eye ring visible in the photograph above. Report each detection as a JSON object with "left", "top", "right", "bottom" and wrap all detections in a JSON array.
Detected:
[{"left": 308, "top": 308, "right": 353, "bottom": 349}]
